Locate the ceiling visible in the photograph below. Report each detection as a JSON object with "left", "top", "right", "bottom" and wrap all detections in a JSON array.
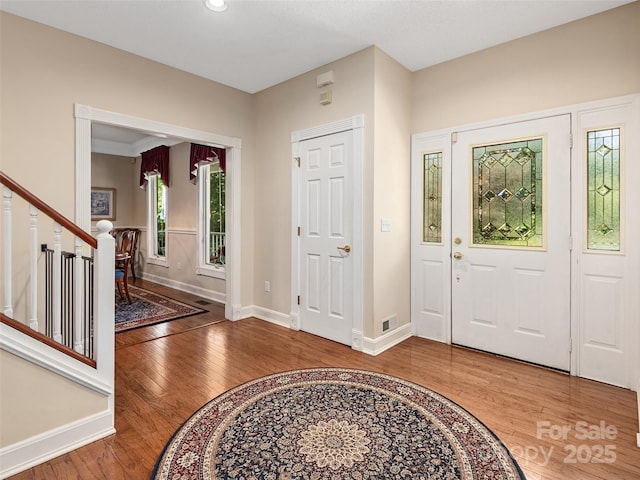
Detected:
[{"left": 2, "top": 0, "right": 632, "bottom": 154}]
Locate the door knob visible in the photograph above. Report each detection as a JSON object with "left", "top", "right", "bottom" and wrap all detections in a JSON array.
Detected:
[
  {"left": 337, "top": 245, "right": 351, "bottom": 253},
  {"left": 453, "top": 251, "right": 463, "bottom": 259}
]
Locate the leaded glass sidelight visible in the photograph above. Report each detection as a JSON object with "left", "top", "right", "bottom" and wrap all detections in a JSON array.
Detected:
[
  {"left": 587, "top": 128, "right": 620, "bottom": 251},
  {"left": 472, "top": 138, "right": 543, "bottom": 247},
  {"left": 423, "top": 152, "right": 442, "bottom": 243}
]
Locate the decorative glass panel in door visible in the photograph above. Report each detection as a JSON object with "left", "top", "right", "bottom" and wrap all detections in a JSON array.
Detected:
[
  {"left": 586, "top": 127, "right": 620, "bottom": 251},
  {"left": 423, "top": 151, "right": 443, "bottom": 243},
  {"left": 472, "top": 137, "right": 543, "bottom": 248}
]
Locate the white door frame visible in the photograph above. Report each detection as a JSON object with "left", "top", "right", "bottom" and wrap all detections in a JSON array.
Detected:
[
  {"left": 290, "top": 115, "right": 365, "bottom": 350},
  {"left": 411, "top": 94, "right": 639, "bottom": 390},
  {"left": 74, "top": 104, "right": 243, "bottom": 321}
]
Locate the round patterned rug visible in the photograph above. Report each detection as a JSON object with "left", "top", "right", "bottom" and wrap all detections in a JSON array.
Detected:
[{"left": 151, "top": 368, "right": 525, "bottom": 480}]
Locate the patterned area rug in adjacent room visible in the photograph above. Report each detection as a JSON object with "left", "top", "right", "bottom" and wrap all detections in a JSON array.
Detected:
[
  {"left": 115, "top": 285, "right": 205, "bottom": 333},
  {"left": 151, "top": 368, "right": 525, "bottom": 480}
]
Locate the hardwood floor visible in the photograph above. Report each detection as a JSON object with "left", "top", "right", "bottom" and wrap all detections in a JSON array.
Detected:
[{"left": 9, "top": 279, "right": 640, "bottom": 479}]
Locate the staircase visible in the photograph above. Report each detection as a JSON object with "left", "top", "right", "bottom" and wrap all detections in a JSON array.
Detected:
[{"left": 0, "top": 172, "right": 116, "bottom": 478}]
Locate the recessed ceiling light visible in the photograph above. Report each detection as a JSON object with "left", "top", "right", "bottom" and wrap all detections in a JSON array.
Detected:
[{"left": 205, "top": 0, "right": 228, "bottom": 12}]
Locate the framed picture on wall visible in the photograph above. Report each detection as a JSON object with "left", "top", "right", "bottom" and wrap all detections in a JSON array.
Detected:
[{"left": 91, "top": 187, "right": 116, "bottom": 220}]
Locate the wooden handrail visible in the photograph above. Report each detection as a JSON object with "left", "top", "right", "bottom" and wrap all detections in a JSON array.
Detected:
[
  {"left": 0, "top": 312, "right": 97, "bottom": 369},
  {"left": 0, "top": 171, "right": 97, "bottom": 248}
]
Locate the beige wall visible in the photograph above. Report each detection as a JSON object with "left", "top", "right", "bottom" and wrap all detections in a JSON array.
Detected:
[
  {"left": 371, "top": 49, "right": 413, "bottom": 338},
  {"left": 139, "top": 142, "right": 226, "bottom": 294},
  {"left": 91, "top": 153, "right": 137, "bottom": 228},
  {"left": 253, "top": 48, "right": 376, "bottom": 320},
  {"left": 2, "top": 0, "right": 640, "bottom": 456},
  {"left": 412, "top": 1, "right": 640, "bottom": 132},
  {"left": 0, "top": 11, "right": 252, "bottom": 448},
  {"left": 0, "top": 350, "right": 108, "bottom": 446}
]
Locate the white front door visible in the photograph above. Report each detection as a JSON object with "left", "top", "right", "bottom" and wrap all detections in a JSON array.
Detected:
[
  {"left": 298, "top": 130, "right": 354, "bottom": 345},
  {"left": 451, "top": 115, "right": 571, "bottom": 370}
]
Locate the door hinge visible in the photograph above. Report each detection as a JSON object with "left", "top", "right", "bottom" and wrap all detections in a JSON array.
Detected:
[
  {"left": 569, "top": 338, "right": 573, "bottom": 353},
  {"left": 294, "top": 156, "right": 301, "bottom": 167},
  {"left": 569, "top": 133, "right": 573, "bottom": 149},
  {"left": 569, "top": 236, "right": 573, "bottom": 251},
  {"left": 297, "top": 226, "right": 301, "bottom": 236},
  {"left": 297, "top": 295, "right": 301, "bottom": 305},
  {"left": 452, "top": 132, "right": 458, "bottom": 143}
]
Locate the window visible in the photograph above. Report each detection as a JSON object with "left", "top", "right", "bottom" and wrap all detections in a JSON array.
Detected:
[
  {"left": 422, "top": 151, "right": 443, "bottom": 243},
  {"left": 586, "top": 127, "right": 621, "bottom": 251},
  {"left": 472, "top": 137, "right": 543, "bottom": 248},
  {"left": 197, "top": 163, "right": 226, "bottom": 278},
  {"left": 147, "top": 174, "right": 168, "bottom": 265}
]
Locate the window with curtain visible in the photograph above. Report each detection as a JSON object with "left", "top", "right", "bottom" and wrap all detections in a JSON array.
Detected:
[
  {"left": 197, "top": 162, "right": 226, "bottom": 278},
  {"left": 192, "top": 143, "right": 227, "bottom": 278},
  {"left": 141, "top": 145, "right": 170, "bottom": 265},
  {"left": 147, "top": 174, "right": 168, "bottom": 264}
]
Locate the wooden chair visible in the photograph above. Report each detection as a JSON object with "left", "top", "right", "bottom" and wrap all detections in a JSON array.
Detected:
[
  {"left": 115, "top": 255, "right": 132, "bottom": 304},
  {"left": 112, "top": 228, "right": 140, "bottom": 279},
  {"left": 115, "top": 229, "right": 136, "bottom": 304}
]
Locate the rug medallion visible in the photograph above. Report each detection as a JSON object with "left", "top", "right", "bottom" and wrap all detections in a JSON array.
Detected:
[{"left": 151, "top": 368, "right": 525, "bottom": 479}]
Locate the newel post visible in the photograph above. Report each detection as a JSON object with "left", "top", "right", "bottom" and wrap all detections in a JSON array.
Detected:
[{"left": 94, "top": 220, "right": 114, "bottom": 382}]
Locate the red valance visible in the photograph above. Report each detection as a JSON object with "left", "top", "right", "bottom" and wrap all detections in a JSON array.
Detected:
[
  {"left": 140, "top": 145, "right": 170, "bottom": 188},
  {"left": 190, "top": 143, "right": 226, "bottom": 183}
]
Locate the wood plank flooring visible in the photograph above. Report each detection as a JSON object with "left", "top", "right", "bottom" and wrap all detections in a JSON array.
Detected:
[{"left": 8, "top": 279, "right": 640, "bottom": 479}]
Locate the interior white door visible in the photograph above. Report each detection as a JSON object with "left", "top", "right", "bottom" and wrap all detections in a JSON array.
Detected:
[
  {"left": 299, "top": 130, "right": 353, "bottom": 345},
  {"left": 451, "top": 115, "right": 571, "bottom": 370}
]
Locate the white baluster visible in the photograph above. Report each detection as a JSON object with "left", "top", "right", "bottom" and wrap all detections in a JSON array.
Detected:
[
  {"left": 52, "top": 221, "right": 62, "bottom": 343},
  {"left": 2, "top": 186, "right": 13, "bottom": 317},
  {"left": 29, "top": 205, "right": 39, "bottom": 330},
  {"left": 73, "top": 236, "right": 84, "bottom": 354}
]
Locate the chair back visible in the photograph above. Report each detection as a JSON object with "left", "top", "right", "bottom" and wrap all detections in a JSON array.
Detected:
[{"left": 119, "top": 229, "right": 136, "bottom": 257}]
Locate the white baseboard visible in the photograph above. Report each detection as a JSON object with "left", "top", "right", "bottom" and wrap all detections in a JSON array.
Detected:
[
  {"left": 362, "top": 323, "right": 413, "bottom": 356},
  {"left": 243, "top": 306, "right": 291, "bottom": 329},
  {"left": 140, "top": 272, "right": 226, "bottom": 305},
  {"left": 0, "top": 410, "right": 115, "bottom": 479},
  {"left": 241, "top": 307, "right": 411, "bottom": 356}
]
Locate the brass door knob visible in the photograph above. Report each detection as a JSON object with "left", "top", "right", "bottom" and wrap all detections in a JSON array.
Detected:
[
  {"left": 453, "top": 251, "right": 463, "bottom": 259},
  {"left": 337, "top": 245, "right": 351, "bottom": 253}
]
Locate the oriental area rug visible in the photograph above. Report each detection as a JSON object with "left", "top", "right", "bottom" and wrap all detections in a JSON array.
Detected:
[
  {"left": 115, "top": 285, "right": 205, "bottom": 333},
  {"left": 151, "top": 368, "right": 525, "bottom": 480}
]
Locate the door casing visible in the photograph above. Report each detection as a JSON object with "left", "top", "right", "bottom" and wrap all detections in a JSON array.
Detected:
[
  {"left": 291, "top": 115, "right": 365, "bottom": 350},
  {"left": 411, "top": 94, "right": 640, "bottom": 390}
]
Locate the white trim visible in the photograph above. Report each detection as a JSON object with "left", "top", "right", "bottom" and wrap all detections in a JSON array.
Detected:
[
  {"left": 146, "top": 174, "right": 169, "bottom": 266},
  {"left": 140, "top": 271, "right": 226, "bottom": 305},
  {"left": 196, "top": 265, "right": 226, "bottom": 279},
  {"left": 362, "top": 323, "right": 413, "bottom": 356},
  {"left": 0, "top": 410, "right": 114, "bottom": 479},
  {"left": 411, "top": 93, "right": 640, "bottom": 388},
  {"left": 290, "top": 115, "right": 364, "bottom": 350},
  {"left": 75, "top": 104, "right": 242, "bottom": 321},
  {"left": 0, "top": 324, "right": 112, "bottom": 396},
  {"left": 196, "top": 163, "right": 227, "bottom": 280},
  {"left": 225, "top": 145, "right": 241, "bottom": 320},
  {"left": 167, "top": 228, "right": 197, "bottom": 235},
  {"left": 250, "top": 306, "right": 291, "bottom": 329}
]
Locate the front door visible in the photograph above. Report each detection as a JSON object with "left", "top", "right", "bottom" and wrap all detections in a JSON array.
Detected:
[
  {"left": 298, "top": 130, "right": 354, "bottom": 345},
  {"left": 451, "top": 115, "right": 571, "bottom": 370}
]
